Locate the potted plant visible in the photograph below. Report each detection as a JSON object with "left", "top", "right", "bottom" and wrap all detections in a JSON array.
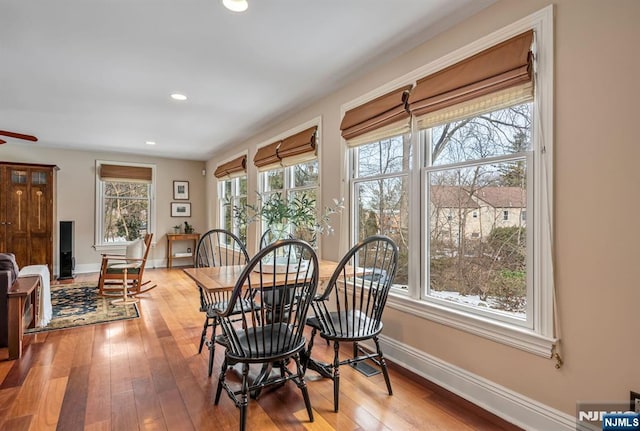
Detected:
[
  {"left": 228, "top": 192, "right": 343, "bottom": 246},
  {"left": 172, "top": 224, "right": 181, "bottom": 234},
  {"left": 183, "top": 221, "right": 194, "bottom": 234}
]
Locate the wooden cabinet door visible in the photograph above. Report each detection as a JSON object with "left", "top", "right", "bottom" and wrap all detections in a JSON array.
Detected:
[
  {"left": 28, "top": 168, "right": 53, "bottom": 269},
  {"left": 4, "top": 167, "right": 30, "bottom": 268},
  {"left": 0, "top": 164, "right": 55, "bottom": 273},
  {"left": 0, "top": 167, "right": 6, "bottom": 253}
]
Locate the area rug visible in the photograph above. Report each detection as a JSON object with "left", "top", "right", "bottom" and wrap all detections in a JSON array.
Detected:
[{"left": 26, "top": 282, "right": 139, "bottom": 333}]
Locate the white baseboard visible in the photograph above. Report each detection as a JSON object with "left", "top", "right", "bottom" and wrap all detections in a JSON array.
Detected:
[
  {"left": 71, "top": 259, "right": 168, "bottom": 275},
  {"left": 369, "top": 335, "right": 576, "bottom": 431}
]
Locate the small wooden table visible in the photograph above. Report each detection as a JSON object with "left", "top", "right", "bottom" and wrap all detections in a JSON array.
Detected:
[
  {"left": 7, "top": 275, "right": 40, "bottom": 360},
  {"left": 167, "top": 233, "right": 200, "bottom": 269}
]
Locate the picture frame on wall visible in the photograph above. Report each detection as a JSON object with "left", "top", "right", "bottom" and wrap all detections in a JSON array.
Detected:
[
  {"left": 171, "top": 202, "right": 191, "bottom": 217},
  {"left": 173, "top": 180, "right": 189, "bottom": 200}
]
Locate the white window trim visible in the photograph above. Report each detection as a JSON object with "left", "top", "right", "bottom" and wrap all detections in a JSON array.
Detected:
[
  {"left": 344, "top": 6, "right": 555, "bottom": 357},
  {"left": 94, "top": 160, "right": 157, "bottom": 252}
]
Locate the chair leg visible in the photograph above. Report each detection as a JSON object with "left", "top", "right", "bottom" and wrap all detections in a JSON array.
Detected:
[
  {"left": 302, "top": 327, "right": 317, "bottom": 372},
  {"left": 208, "top": 320, "right": 218, "bottom": 377},
  {"left": 374, "top": 336, "right": 393, "bottom": 395},
  {"left": 239, "top": 363, "right": 250, "bottom": 431},
  {"left": 293, "top": 354, "right": 314, "bottom": 422},
  {"left": 214, "top": 358, "right": 227, "bottom": 405},
  {"left": 198, "top": 315, "right": 210, "bottom": 354},
  {"left": 333, "top": 341, "right": 341, "bottom": 412}
]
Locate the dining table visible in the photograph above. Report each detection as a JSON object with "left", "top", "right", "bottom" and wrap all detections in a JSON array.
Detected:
[{"left": 183, "top": 259, "right": 351, "bottom": 396}]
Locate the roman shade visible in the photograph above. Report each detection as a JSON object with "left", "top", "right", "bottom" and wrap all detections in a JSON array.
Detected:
[
  {"left": 341, "top": 85, "right": 412, "bottom": 147},
  {"left": 408, "top": 30, "right": 534, "bottom": 129},
  {"left": 214, "top": 155, "right": 247, "bottom": 179},
  {"left": 278, "top": 126, "right": 317, "bottom": 166},
  {"left": 99, "top": 164, "right": 152, "bottom": 183},
  {"left": 253, "top": 141, "right": 282, "bottom": 171}
]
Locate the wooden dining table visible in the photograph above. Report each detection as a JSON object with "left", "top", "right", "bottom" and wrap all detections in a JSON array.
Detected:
[
  {"left": 183, "top": 259, "right": 348, "bottom": 396},
  {"left": 182, "top": 259, "right": 344, "bottom": 292}
]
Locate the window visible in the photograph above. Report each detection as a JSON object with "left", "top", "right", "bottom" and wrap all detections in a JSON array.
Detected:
[
  {"left": 95, "top": 161, "right": 155, "bottom": 249},
  {"left": 345, "top": 11, "right": 555, "bottom": 356},
  {"left": 219, "top": 175, "right": 248, "bottom": 244},
  {"left": 259, "top": 159, "right": 319, "bottom": 243},
  {"left": 425, "top": 103, "right": 531, "bottom": 325},
  {"left": 351, "top": 135, "right": 410, "bottom": 289}
]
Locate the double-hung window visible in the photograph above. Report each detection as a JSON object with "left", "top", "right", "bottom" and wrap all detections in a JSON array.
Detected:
[
  {"left": 216, "top": 155, "right": 248, "bottom": 245},
  {"left": 346, "top": 12, "right": 555, "bottom": 356},
  {"left": 259, "top": 160, "right": 319, "bottom": 243},
  {"left": 95, "top": 161, "right": 155, "bottom": 249},
  {"left": 255, "top": 125, "right": 320, "bottom": 245}
]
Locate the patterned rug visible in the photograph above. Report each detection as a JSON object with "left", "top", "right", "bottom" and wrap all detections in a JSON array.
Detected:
[{"left": 26, "top": 282, "right": 139, "bottom": 333}]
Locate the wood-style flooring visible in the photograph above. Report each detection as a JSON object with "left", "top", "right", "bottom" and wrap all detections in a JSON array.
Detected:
[{"left": 0, "top": 268, "right": 521, "bottom": 430}]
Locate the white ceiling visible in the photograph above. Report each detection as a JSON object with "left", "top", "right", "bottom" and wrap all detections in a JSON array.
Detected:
[{"left": 0, "top": 0, "right": 493, "bottom": 161}]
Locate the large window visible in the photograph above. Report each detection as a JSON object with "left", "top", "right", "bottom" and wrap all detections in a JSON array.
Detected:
[
  {"left": 425, "top": 103, "right": 531, "bottom": 325},
  {"left": 346, "top": 16, "right": 554, "bottom": 355},
  {"left": 95, "top": 161, "right": 155, "bottom": 248},
  {"left": 219, "top": 175, "right": 247, "bottom": 244}
]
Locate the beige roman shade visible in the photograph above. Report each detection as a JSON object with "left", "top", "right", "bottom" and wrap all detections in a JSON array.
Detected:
[
  {"left": 341, "top": 85, "right": 412, "bottom": 147},
  {"left": 254, "top": 141, "right": 282, "bottom": 171},
  {"left": 408, "top": 30, "right": 534, "bottom": 129},
  {"left": 100, "top": 164, "right": 152, "bottom": 183},
  {"left": 214, "top": 155, "right": 247, "bottom": 179},
  {"left": 278, "top": 126, "right": 317, "bottom": 166}
]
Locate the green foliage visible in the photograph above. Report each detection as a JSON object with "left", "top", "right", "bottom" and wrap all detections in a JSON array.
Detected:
[
  {"left": 487, "top": 226, "right": 526, "bottom": 267},
  {"left": 488, "top": 269, "right": 526, "bottom": 312},
  {"left": 116, "top": 216, "right": 143, "bottom": 241},
  {"left": 226, "top": 192, "right": 343, "bottom": 242}
]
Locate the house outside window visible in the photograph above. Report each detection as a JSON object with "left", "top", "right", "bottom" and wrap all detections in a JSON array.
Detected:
[{"left": 95, "top": 161, "right": 155, "bottom": 249}]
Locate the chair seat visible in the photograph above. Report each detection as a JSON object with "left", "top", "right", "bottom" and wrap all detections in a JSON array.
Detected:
[
  {"left": 206, "top": 298, "right": 259, "bottom": 317},
  {"left": 106, "top": 265, "right": 142, "bottom": 275},
  {"left": 307, "top": 311, "right": 382, "bottom": 340},
  {"left": 227, "top": 323, "right": 306, "bottom": 361}
]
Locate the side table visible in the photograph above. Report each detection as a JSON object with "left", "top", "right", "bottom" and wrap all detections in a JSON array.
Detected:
[{"left": 167, "top": 233, "right": 200, "bottom": 269}]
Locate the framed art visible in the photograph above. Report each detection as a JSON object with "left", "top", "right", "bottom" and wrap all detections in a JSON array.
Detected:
[
  {"left": 171, "top": 202, "right": 191, "bottom": 217},
  {"left": 173, "top": 180, "right": 189, "bottom": 200}
]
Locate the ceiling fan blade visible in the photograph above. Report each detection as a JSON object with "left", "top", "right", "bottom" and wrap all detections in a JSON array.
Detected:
[
  {"left": 0, "top": 130, "right": 38, "bottom": 142},
  {"left": 0, "top": 139, "right": 6, "bottom": 144}
]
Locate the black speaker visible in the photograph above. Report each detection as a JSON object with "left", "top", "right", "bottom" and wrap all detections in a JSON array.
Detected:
[{"left": 59, "top": 220, "right": 75, "bottom": 280}]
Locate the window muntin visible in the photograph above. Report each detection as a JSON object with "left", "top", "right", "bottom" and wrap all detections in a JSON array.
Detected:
[
  {"left": 351, "top": 135, "right": 411, "bottom": 289},
  {"left": 219, "top": 176, "right": 247, "bottom": 244}
]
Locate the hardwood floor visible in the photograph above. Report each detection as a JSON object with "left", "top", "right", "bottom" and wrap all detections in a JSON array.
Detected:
[{"left": 0, "top": 268, "right": 521, "bottom": 430}]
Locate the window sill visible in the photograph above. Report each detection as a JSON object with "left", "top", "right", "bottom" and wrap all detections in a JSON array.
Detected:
[
  {"left": 94, "top": 243, "right": 127, "bottom": 254},
  {"left": 387, "top": 292, "right": 556, "bottom": 357}
]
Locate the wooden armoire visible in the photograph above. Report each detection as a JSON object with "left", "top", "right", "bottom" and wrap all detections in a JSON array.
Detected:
[{"left": 0, "top": 162, "right": 58, "bottom": 275}]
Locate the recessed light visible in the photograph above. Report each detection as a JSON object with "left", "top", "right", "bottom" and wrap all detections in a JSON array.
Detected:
[
  {"left": 145, "top": 141, "right": 156, "bottom": 145},
  {"left": 170, "top": 93, "right": 187, "bottom": 101},
  {"left": 223, "top": 0, "right": 248, "bottom": 12}
]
